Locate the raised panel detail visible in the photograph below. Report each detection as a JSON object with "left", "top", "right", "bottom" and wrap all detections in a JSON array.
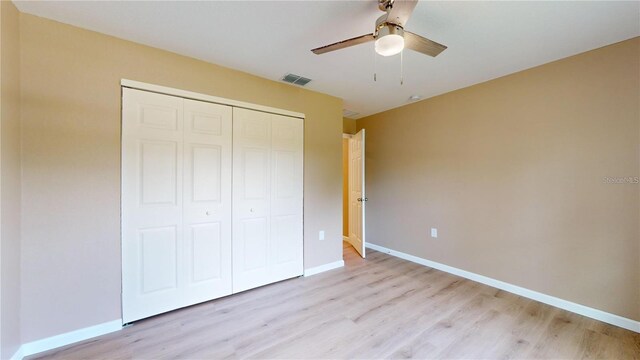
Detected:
[
  {"left": 140, "top": 140, "right": 177, "bottom": 205},
  {"left": 139, "top": 104, "right": 178, "bottom": 130},
  {"left": 273, "top": 123, "right": 298, "bottom": 146},
  {"left": 274, "top": 151, "right": 297, "bottom": 199},
  {"left": 191, "top": 223, "right": 221, "bottom": 283},
  {"left": 191, "top": 113, "right": 222, "bottom": 135},
  {"left": 244, "top": 149, "right": 268, "bottom": 199},
  {"left": 242, "top": 120, "right": 269, "bottom": 140},
  {"left": 242, "top": 218, "right": 268, "bottom": 271},
  {"left": 273, "top": 215, "right": 300, "bottom": 263},
  {"left": 140, "top": 226, "right": 178, "bottom": 293},
  {"left": 192, "top": 145, "right": 221, "bottom": 203}
]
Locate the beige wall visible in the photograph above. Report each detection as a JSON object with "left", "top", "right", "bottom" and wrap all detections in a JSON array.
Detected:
[
  {"left": 343, "top": 138, "right": 349, "bottom": 237},
  {"left": 343, "top": 117, "right": 356, "bottom": 134},
  {"left": 1, "top": 1, "right": 22, "bottom": 358},
  {"left": 357, "top": 38, "right": 640, "bottom": 321},
  {"left": 19, "top": 13, "right": 343, "bottom": 342}
]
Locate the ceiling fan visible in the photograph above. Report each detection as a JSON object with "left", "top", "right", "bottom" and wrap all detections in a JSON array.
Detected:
[{"left": 311, "top": 0, "right": 447, "bottom": 58}]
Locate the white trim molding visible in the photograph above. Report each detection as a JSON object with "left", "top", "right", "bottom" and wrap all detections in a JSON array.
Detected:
[
  {"left": 9, "top": 347, "right": 24, "bottom": 360},
  {"left": 366, "top": 243, "right": 640, "bottom": 333},
  {"left": 121, "top": 79, "right": 305, "bottom": 119},
  {"left": 304, "top": 260, "right": 345, "bottom": 277},
  {"left": 17, "top": 319, "right": 123, "bottom": 359}
]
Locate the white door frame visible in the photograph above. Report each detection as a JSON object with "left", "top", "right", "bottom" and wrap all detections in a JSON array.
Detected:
[{"left": 120, "top": 79, "right": 305, "bottom": 119}]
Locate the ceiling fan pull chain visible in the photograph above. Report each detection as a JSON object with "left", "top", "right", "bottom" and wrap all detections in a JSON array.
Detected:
[
  {"left": 374, "top": 48, "right": 377, "bottom": 82},
  {"left": 400, "top": 49, "right": 404, "bottom": 85}
]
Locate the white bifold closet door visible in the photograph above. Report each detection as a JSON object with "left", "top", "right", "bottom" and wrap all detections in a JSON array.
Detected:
[
  {"left": 122, "top": 88, "right": 232, "bottom": 323},
  {"left": 232, "top": 108, "right": 304, "bottom": 293}
]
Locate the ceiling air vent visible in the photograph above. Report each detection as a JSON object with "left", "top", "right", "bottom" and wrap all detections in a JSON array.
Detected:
[
  {"left": 343, "top": 109, "right": 359, "bottom": 118},
  {"left": 281, "top": 73, "right": 312, "bottom": 86}
]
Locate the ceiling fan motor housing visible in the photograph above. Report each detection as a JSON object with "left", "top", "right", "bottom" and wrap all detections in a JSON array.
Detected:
[
  {"left": 375, "top": 9, "right": 404, "bottom": 39},
  {"left": 375, "top": 22, "right": 404, "bottom": 39}
]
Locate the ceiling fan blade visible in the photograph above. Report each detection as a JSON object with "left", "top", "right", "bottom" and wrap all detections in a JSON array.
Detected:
[
  {"left": 386, "top": 0, "right": 418, "bottom": 27},
  {"left": 404, "top": 31, "right": 447, "bottom": 57},
  {"left": 311, "top": 34, "right": 375, "bottom": 55}
]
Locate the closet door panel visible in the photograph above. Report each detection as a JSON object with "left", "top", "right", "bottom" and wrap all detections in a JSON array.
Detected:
[
  {"left": 124, "top": 86, "right": 303, "bottom": 318},
  {"left": 233, "top": 108, "right": 303, "bottom": 293},
  {"left": 183, "top": 99, "right": 233, "bottom": 305},
  {"left": 270, "top": 115, "right": 304, "bottom": 279},
  {"left": 122, "top": 88, "right": 184, "bottom": 323},
  {"left": 232, "top": 108, "right": 273, "bottom": 293}
]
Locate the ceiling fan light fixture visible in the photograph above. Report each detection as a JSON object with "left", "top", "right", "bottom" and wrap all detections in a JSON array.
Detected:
[
  {"left": 375, "top": 23, "right": 405, "bottom": 57},
  {"left": 375, "top": 34, "right": 404, "bottom": 56}
]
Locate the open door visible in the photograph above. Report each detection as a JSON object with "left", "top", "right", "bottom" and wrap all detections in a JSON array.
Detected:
[{"left": 348, "top": 129, "right": 366, "bottom": 258}]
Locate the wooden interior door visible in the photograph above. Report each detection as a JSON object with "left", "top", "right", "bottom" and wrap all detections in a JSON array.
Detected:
[
  {"left": 122, "top": 88, "right": 185, "bottom": 323},
  {"left": 182, "top": 99, "right": 233, "bottom": 306},
  {"left": 348, "top": 129, "right": 366, "bottom": 258}
]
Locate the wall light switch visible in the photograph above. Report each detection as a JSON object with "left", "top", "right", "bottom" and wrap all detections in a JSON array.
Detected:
[
  {"left": 431, "top": 228, "right": 438, "bottom": 238},
  {"left": 319, "top": 230, "right": 325, "bottom": 241}
]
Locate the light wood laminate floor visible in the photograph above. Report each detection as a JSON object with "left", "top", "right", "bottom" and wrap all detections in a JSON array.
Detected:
[{"left": 32, "top": 242, "right": 639, "bottom": 359}]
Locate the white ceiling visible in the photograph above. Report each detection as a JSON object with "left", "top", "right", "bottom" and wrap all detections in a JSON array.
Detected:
[{"left": 14, "top": 1, "right": 640, "bottom": 118}]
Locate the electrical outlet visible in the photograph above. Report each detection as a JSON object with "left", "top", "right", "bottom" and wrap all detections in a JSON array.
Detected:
[
  {"left": 319, "top": 230, "right": 325, "bottom": 241},
  {"left": 431, "top": 228, "right": 438, "bottom": 238}
]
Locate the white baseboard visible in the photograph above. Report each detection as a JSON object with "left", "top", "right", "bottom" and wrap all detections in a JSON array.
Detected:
[
  {"left": 17, "top": 319, "right": 122, "bottom": 359},
  {"left": 366, "top": 243, "right": 640, "bottom": 333},
  {"left": 304, "top": 260, "right": 345, "bottom": 277}
]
